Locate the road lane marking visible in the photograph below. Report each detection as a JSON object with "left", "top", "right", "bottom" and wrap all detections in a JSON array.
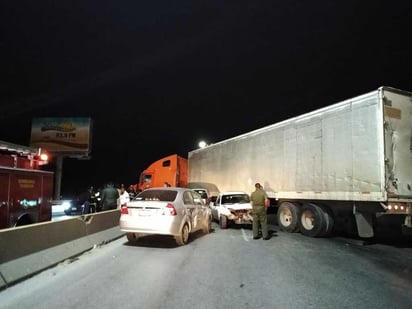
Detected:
[{"left": 241, "top": 228, "right": 249, "bottom": 241}]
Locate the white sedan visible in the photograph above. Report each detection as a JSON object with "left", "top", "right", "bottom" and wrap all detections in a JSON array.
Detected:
[{"left": 119, "top": 187, "right": 212, "bottom": 246}]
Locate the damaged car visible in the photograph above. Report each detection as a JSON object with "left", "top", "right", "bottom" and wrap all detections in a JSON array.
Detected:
[{"left": 210, "top": 191, "right": 253, "bottom": 229}]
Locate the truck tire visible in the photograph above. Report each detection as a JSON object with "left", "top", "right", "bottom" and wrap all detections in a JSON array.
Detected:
[
  {"left": 299, "top": 203, "right": 327, "bottom": 237},
  {"left": 277, "top": 202, "right": 300, "bottom": 233},
  {"left": 318, "top": 204, "right": 334, "bottom": 237},
  {"left": 219, "top": 215, "right": 228, "bottom": 229},
  {"left": 175, "top": 223, "right": 190, "bottom": 245},
  {"left": 15, "top": 214, "right": 32, "bottom": 227}
]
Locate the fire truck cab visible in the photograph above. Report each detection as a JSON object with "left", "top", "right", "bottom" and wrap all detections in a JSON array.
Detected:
[{"left": 0, "top": 140, "right": 53, "bottom": 229}]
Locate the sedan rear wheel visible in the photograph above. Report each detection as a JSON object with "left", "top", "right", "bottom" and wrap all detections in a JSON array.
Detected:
[
  {"left": 202, "top": 215, "right": 212, "bottom": 234},
  {"left": 126, "top": 233, "right": 140, "bottom": 243},
  {"left": 175, "top": 223, "right": 190, "bottom": 246}
]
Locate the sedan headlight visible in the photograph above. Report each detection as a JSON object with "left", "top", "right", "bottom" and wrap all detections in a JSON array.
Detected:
[{"left": 61, "top": 200, "right": 72, "bottom": 210}]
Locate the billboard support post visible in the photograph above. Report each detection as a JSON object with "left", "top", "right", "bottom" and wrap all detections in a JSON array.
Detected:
[{"left": 54, "top": 155, "right": 63, "bottom": 200}]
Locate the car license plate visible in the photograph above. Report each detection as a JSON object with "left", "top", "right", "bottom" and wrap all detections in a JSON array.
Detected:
[{"left": 138, "top": 209, "right": 151, "bottom": 216}]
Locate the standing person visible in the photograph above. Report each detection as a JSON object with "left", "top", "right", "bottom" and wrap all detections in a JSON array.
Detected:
[
  {"left": 95, "top": 186, "right": 103, "bottom": 212},
  {"left": 100, "top": 182, "right": 120, "bottom": 211},
  {"left": 127, "top": 185, "right": 137, "bottom": 200},
  {"left": 88, "top": 186, "right": 97, "bottom": 213},
  {"left": 79, "top": 186, "right": 95, "bottom": 214},
  {"left": 118, "top": 184, "right": 130, "bottom": 208},
  {"left": 250, "top": 183, "right": 270, "bottom": 240}
]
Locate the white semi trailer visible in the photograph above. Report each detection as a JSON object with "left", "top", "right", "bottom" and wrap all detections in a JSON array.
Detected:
[{"left": 188, "top": 86, "right": 412, "bottom": 238}]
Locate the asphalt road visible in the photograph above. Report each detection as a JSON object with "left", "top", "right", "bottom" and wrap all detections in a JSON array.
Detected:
[{"left": 1, "top": 217, "right": 412, "bottom": 309}]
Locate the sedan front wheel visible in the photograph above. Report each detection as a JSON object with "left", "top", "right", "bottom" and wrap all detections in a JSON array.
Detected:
[{"left": 219, "top": 215, "right": 228, "bottom": 229}]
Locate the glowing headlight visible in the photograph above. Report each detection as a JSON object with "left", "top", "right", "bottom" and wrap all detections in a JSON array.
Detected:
[{"left": 62, "top": 201, "right": 72, "bottom": 209}]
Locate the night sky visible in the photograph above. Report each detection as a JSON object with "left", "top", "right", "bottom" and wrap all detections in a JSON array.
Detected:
[{"left": 1, "top": 1, "right": 412, "bottom": 196}]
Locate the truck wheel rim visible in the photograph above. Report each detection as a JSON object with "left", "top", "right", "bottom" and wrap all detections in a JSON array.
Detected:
[
  {"left": 301, "top": 210, "right": 315, "bottom": 230},
  {"left": 280, "top": 208, "right": 292, "bottom": 227}
]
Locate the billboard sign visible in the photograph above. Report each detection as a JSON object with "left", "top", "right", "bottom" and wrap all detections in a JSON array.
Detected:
[{"left": 30, "top": 118, "right": 92, "bottom": 153}]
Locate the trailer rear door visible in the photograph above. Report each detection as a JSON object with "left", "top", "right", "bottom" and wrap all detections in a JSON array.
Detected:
[{"left": 383, "top": 88, "right": 412, "bottom": 198}]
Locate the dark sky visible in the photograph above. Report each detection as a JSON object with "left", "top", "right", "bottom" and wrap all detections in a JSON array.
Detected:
[{"left": 1, "top": 1, "right": 412, "bottom": 196}]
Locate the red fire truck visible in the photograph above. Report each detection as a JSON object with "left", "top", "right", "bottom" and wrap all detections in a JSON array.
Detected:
[{"left": 0, "top": 140, "right": 53, "bottom": 229}]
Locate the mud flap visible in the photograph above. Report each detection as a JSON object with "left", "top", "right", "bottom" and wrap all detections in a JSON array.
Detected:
[
  {"left": 402, "top": 215, "right": 412, "bottom": 236},
  {"left": 401, "top": 225, "right": 412, "bottom": 236},
  {"left": 354, "top": 212, "right": 374, "bottom": 238}
]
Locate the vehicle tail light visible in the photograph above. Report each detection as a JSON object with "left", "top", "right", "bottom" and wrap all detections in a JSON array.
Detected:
[
  {"left": 121, "top": 205, "right": 129, "bottom": 214},
  {"left": 164, "top": 203, "right": 177, "bottom": 216}
]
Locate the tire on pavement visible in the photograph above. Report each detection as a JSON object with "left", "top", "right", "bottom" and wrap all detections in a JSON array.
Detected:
[
  {"left": 219, "top": 215, "right": 228, "bottom": 229},
  {"left": 175, "top": 223, "right": 190, "bottom": 245},
  {"left": 126, "top": 233, "right": 141, "bottom": 243},
  {"left": 299, "top": 203, "right": 328, "bottom": 237},
  {"left": 202, "top": 215, "right": 212, "bottom": 233},
  {"left": 318, "top": 204, "right": 334, "bottom": 237},
  {"left": 277, "top": 201, "right": 300, "bottom": 233}
]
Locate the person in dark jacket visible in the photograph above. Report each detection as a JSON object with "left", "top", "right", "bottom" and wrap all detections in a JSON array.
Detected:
[
  {"left": 80, "top": 186, "right": 97, "bottom": 214},
  {"left": 100, "top": 182, "right": 120, "bottom": 211}
]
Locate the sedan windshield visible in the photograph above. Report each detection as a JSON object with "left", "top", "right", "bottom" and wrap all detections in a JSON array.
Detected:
[
  {"left": 222, "top": 194, "right": 250, "bottom": 204},
  {"left": 134, "top": 190, "right": 177, "bottom": 202}
]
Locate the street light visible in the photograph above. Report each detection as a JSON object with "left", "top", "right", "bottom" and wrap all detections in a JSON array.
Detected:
[{"left": 198, "top": 140, "right": 208, "bottom": 148}]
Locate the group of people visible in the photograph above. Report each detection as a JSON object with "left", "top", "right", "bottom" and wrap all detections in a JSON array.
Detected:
[
  {"left": 98, "top": 183, "right": 133, "bottom": 211},
  {"left": 80, "top": 183, "right": 137, "bottom": 214}
]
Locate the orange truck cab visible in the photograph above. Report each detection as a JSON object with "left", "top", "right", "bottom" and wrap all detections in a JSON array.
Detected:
[{"left": 137, "top": 154, "right": 188, "bottom": 191}]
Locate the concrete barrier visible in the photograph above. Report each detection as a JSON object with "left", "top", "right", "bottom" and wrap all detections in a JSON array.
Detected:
[{"left": 0, "top": 210, "right": 123, "bottom": 289}]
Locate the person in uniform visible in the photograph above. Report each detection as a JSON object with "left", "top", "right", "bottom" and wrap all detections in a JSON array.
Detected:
[
  {"left": 100, "top": 182, "right": 120, "bottom": 211},
  {"left": 250, "top": 183, "right": 270, "bottom": 240}
]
